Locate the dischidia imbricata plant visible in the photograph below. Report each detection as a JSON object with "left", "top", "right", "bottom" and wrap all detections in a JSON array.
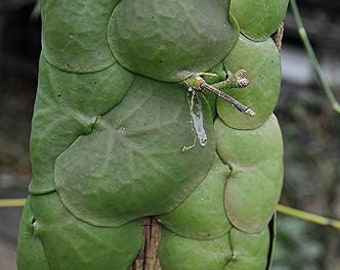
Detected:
[{"left": 16, "top": 0, "right": 290, "bottom": 269}]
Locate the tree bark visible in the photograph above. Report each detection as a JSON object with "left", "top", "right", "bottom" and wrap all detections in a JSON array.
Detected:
[{"left": 129, "top": 217, "right": 162, "bottom": 270}]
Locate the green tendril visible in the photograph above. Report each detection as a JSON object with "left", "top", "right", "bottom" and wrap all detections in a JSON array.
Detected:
[{"left": 290, "top": 0, "right": 340, "bottom": 113}]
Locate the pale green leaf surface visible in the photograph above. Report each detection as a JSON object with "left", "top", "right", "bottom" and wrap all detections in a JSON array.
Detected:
[
  {"left": 41, "top": 0, "right": 119, "bottom": 72},
  {"left": 108, "top": 0, "right": 239, "bottom": 82},
  {"left": 54, "top": 76, "right": 215, "bottom": 227},
  {"left": 158, "top": 154, "right": 232, "bottom": 240},
  {"left": 29, "top": 58, "right": 133, "bottom": 193},
  {"left": 215, "top": 115, "right": 283, "bottom": 233},
  {"left": 225, "top": 228, "right": 271, "bottom": 270},
  {"left": 28, "top": 193, "right": 143, "bottom": 270},
  {"left": 158, "top": 228, "right": 232, "bottom": 270},
  {"left": 219, "top": 35, "right": 281, "bottom": 130},
  {"left": 230, "top": 0, "right": 289, "bottom": 41},
  {"left": 16, "top": 197, "right": 50, "bottom": 270}
]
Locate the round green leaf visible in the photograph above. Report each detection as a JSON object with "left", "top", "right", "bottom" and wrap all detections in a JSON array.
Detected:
[
  {"left": 158, "top": 154, "right": 232, "bottom": 240},
  {"left": 17, "top": 197, "right": 50, "bottom": 270},
  {"left": 230, "top": 0, "right": 289, "bottom": 41},
  {"left": 158, "top": 227, "right": 232, "bottom": 270},
  {"left": 54, "top": 76, "right": 215, "bottom": 227},
  {"left": 108, "top": 0, "right": 239, "bottom": 82},
  {"left": 41, "top": 0, "right": 119, "bottom": 72},
  {"left": 29, "top": 108, "right": 94, "bottom": 194},
  {"left": 35, "top": 56, "right": 133, "bottom": 116},
  {"left": 29, "top": 193, "right": 143, "bottom": 270},
  {"left": 226, "top": 228, "right": 271, "bottom": 270},
  {"left": 215, "top": 114, "right": 283, "bottom": 233},
  {"left": 29, "top": 57, "right": 133, "bottom": 194},
  {"left": 218, "top": 35, "right": 281, "bottom": 129}
]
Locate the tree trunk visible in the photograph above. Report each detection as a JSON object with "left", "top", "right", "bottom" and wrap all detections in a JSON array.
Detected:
[{"left": 129, "top": 217, "right": 162, "bottom": 270}]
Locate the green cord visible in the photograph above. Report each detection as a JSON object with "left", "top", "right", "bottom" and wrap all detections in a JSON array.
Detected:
[
  {"left": 277, "top": 204, "right": 340, "bottom": 230},
  {"left": 0, "top": 198, "right": 26, "bottom": 207},
  {"left": 290, "top": 0, "right": 340, "bottom": 113},
  {"left": 2, "top": 198, "right": 339, "bottom": 231}
]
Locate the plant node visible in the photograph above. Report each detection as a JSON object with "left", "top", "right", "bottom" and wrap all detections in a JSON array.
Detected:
[{"left": 184, "top": 72, "right": 255, "bottom": 117}]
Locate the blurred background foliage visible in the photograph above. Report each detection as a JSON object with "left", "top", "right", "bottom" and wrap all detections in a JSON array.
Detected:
[
  {"left": 0, "top": 0, "right": 339, "bottom": 269},
  {"left": 274, "top": 1, "right": 340, "bottom": 269}
]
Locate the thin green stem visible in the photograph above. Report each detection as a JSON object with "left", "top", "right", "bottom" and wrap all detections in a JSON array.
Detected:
[
  {"left": 0, "top": 198, "right": 26, "bottom": 207},
  {"left": 290, "top": 0, "right": 340, "bottom": 113},
  {"left": 277, "top": 204, "right": 340, "bottom": 230}
]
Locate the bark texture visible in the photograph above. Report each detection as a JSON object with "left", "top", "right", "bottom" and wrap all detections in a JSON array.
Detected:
[{"left": 129, "top": 217, "right": 162, "bottom": 270}]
